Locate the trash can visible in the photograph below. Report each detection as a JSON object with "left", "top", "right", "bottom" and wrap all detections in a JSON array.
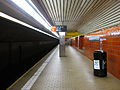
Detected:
[{"left": 93, "top": 50, "right": 107, "bottom": 77}]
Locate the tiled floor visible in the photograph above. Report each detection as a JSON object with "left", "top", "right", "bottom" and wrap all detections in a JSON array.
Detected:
[
  {"left": 31, "top": 46, "right": 120, "bottom": 90},
  {"left": 9, "top": 46, "right": 120, "bottom": 90}
]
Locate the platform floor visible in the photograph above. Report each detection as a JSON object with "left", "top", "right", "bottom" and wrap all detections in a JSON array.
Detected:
[{"left": 9, "top": 46, "right": 120, "bottom": 90}]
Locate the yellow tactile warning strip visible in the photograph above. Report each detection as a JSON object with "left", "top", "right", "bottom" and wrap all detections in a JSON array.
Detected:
[{"left": 31, "top": 46, "right": 120, "bottom": 90}]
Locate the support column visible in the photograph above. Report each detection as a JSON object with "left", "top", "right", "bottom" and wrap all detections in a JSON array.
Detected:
[{"left": 59, "top": 37, "right": 65, "bottom": 57}]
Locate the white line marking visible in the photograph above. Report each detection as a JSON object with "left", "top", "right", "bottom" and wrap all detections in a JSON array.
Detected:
[{"left": 21, "top": 47, "right": 57, "bottom": 90}]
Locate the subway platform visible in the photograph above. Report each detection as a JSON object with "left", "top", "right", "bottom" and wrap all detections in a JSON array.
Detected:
[{"left": 8, "top": 46, "right": 120, "bottom": 90}]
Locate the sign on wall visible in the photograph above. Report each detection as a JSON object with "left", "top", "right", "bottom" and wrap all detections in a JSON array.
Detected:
[{"left": 65, "top": 32, "right": 82, "bottom": 38}]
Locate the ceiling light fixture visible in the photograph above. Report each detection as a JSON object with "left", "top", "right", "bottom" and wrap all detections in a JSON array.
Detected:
[
  {"left": 11, "top": 0, "right": 59, "bottom": 37},
  {"left": 0, "top": 12, "right": 57, "bottom": 38}
]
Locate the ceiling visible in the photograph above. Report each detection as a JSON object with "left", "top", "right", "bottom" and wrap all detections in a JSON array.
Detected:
[
  {"left": 0, "top": 0, "right": 56, "bottom": 37},
  {"left": 0, "top": 0, "right": 119, "bottom": 35},
  {"left": 33, "top": 0, "right": 116, "bottom": 32}
]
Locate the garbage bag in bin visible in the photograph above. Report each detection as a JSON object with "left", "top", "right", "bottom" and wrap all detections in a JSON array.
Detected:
[{"left": 93, "top": 50, "right": 107, "bottom": 77}]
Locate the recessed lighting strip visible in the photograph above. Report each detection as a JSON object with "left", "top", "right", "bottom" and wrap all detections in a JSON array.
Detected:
[{"left": 0, "top": 12, "right": 58, "bottom": 39}]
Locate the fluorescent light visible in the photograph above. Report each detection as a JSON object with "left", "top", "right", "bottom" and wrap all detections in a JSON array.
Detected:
[
  {"left": 0, "top": 12, "right": 57, "bottom": 39},
  {"left": 11, "top": 0, "right": 51, "bottom": 30},
  {"left": 26, "top": 0, "right": 59, "bottom": 37},
  {"left": 27, "top": 0, "right": 50, "bottom": 26}
]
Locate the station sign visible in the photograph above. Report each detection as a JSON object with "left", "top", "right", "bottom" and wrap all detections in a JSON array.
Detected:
[
  {"left": 89, "top": 35, "right": 100, "bottom": 41},
  {"left": 56, "top": 25, "right": 67, "bottom": 32}
]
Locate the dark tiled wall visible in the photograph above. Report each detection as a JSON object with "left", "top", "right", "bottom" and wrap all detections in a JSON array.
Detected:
[{"left": 0, "top": 17, "right": 59, "bottom": 89}]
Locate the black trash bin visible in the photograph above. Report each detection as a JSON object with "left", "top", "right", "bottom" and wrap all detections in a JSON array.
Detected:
[{"left": 93, "top": 50, "right": 107, "bottom": 77}]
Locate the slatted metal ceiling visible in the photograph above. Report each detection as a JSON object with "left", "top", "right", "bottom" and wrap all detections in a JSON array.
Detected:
[
  {"left": 78, "top": 0, "right": 120, "bottom": 34},
  {"left": 35, "top": 0, "right": 120, "bottom": 34},
  {"left": 1, "top": 0, "right": 119, "bottom": 34},
  {"left": 36, "top": 0, "right": 102, "bottom": 31}
]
